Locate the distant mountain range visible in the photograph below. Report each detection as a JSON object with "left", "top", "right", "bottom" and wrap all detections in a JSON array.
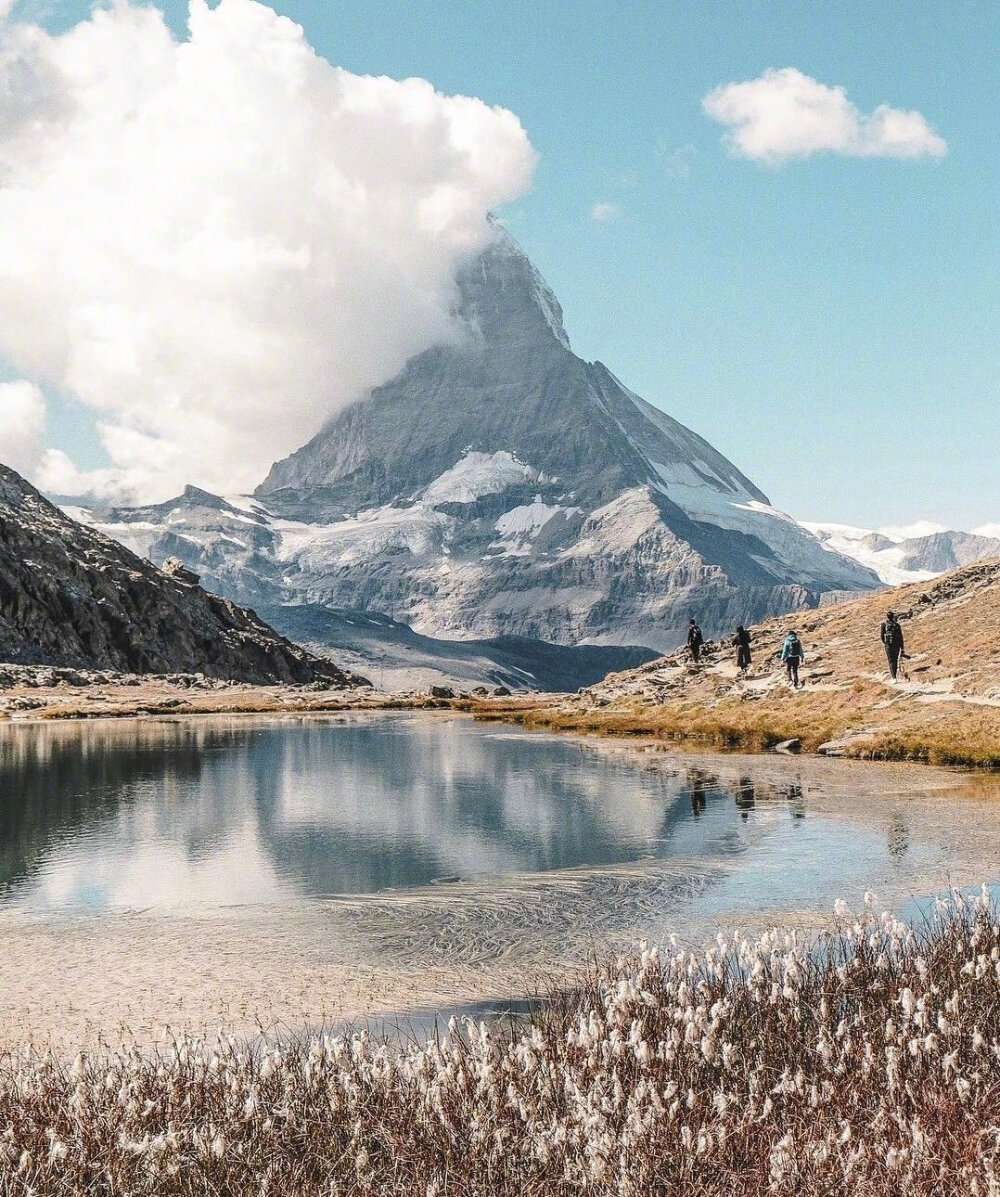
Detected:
[
  {"left": 802, "top": 523, "right": 1000, "bottom": 587},
  {"left": 67, "top": 226, "right": 881, "bottom": 682}
]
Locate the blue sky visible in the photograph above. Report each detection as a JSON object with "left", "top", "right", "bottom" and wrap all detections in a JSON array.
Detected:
[{"left": 7, "top": 0, "right": 999, "bottom": 527}]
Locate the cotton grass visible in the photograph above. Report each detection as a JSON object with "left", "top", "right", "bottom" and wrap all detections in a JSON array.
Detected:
[{"left": 3, "top": 892, "right": 1000, "bottom": 1194}]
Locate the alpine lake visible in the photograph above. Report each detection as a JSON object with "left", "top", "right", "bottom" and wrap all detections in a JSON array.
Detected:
[{"left": 1, "top": 711, "right": 999, "bottom": 1047}]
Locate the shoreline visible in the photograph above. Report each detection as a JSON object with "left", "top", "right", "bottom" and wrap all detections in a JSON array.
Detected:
[
  {"left": 4, "top": 674, "right": 1000, "bottom": 773},
  {"left": 464, "top": 692, "right": 1000, "bottom": 770}
]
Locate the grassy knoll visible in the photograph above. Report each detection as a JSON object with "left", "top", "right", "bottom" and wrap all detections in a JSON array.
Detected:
[{"left": 467, "top": 560, "right": 1000, "bottom": 768}]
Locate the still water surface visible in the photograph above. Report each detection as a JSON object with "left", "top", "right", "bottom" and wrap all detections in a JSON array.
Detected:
[{"left": 0, "top": 713, "right": 995, "bottom": 917}]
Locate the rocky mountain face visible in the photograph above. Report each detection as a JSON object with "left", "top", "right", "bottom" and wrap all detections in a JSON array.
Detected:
[
  {"left": 0, "top": 465, "right": 364, "bottom": 686},
  {"left": 803, "top": 523, "right": 1000, "bottom": 586},
  {"left": 79, "top": 229, "right": 879, "bottom": 654}
]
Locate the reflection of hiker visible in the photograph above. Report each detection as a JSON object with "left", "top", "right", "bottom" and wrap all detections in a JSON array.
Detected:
[
  {"left": 734, "top": 626, "right": 752, "bottom": 673},
  {"left": 780, "top": 631, "right": 804, "bottom": 688},
  {"left": 687, "top": 619, "right": 704, "bottom": 664},
  {"left": 734, "top": 778, "right": 755, "bottom": 821},
  {"left": 880, "top": 611, "right": 905, "bottom": 681}
]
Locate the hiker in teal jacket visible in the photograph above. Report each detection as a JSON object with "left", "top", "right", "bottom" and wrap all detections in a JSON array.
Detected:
[{"left": 780, "top": 631, "right": 804, "bottom": 689}]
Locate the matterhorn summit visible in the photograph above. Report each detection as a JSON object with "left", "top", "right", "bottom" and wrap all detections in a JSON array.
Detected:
[{"left": 86, "top": 228, "right": 878, "bottom": 653}]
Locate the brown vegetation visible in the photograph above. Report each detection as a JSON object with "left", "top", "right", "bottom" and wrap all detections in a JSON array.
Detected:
[
  {"left": 468, "top": 560, "right": 1000, "bottom": 767},
  {"left": 3, "top": 896, "right": 1000, "bottom": 1194},
  {"left": 0, "top": 677, "right": 453, "bottom": 723}
]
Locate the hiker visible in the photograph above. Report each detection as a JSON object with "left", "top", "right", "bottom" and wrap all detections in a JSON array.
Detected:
[
  {"left": 780, "top": 630, "right": 805, "bottom": 688},
  {"left": 687, "top": 618, "right": 704, "bottom": 664},
  {"left": 734, "top": 625, "right": 752, "bottom": 673},
  {"left": 880, "top": 610, "right": 905, "bottom": 681}
]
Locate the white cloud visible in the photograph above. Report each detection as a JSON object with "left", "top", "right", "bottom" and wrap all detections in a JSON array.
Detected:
[
  {"left": 590, "top": 201, "right": 621, "bottom": 223},
  {"left": 878, "top": 521, "right": 948, "bottom": 541},
  {"left": 662, "top": 143, "right": 696, "bottom": 179},
  {"left": 0, "top": 0, "right": 536, "bottom": 502},
  {"left": 0, "top": 379, "right": 46, "bottom": 475},
  {"left": 702, "top": 68, "right": 947, "bottom": 165},
  {"left": 972, "top": 524, "right": 1000, "bottom": 541}
]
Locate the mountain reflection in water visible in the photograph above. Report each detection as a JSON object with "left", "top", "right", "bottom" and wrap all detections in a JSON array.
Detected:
[{"left": 0, "top": 715, "right": 823, "bottom": 912}]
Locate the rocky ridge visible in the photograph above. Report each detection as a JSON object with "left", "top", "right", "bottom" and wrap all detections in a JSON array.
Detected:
[
  {"left": 803, "top": 522, "right": 1000, "bottom": 586},
  {"left": 0, "top": 465, "right": 367, "bottom": 687}
]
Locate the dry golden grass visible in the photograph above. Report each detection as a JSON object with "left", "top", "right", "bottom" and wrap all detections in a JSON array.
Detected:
[{"left": 469, "top": 560, "right": 1000, "bottom": 768}]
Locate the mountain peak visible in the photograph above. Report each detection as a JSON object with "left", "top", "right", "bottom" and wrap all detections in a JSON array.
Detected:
[
  {"left": 74, "top": 236, "right": 880, "bottom": 653},
  {"left": 461, "top": 226, "right": 571, "bottom": 351}
]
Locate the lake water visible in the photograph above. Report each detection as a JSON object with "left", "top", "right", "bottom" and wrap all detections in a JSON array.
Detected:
[{"left": 2, "top": 712, "right": 998, "bottom": 920}]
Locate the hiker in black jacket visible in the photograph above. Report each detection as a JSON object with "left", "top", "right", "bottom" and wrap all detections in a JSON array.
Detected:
[
  {"left": 687, "top": 619, "right": 704, "bottom": 664},
  {"left": 880, "top": 611, "right": 905, "bottom": 681},
  {"left": 734, "top": 626, "right": 752, "bottom": 674}
]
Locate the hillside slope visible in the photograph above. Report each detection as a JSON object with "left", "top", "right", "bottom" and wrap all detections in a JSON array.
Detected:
[
  {"left": 0, "top": 466, "right": 365, "bottom": 687},
  {"left": 474, "top": 558, "right": 1000, "bottom": 766}
]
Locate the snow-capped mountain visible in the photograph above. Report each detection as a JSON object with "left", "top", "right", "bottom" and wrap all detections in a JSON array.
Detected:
[
  {"left": 77, "top": 228, "right": 879, "bottom": 653},
  {"left": 802, "top": 522, "right": 1000, "bottom": 587}
]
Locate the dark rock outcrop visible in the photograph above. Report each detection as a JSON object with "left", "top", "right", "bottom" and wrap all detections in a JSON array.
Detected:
[{"left": 0, "top": 465, "right": 366, "bottom": 686}]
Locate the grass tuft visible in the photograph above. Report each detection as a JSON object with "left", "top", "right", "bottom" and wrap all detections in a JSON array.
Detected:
[{"left": 5, "top": 895, "right": 1000, "bottom": 1193}]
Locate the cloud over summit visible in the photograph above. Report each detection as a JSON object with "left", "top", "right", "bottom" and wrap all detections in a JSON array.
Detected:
[
  {"left": 703, "top": 68, "right": 947, "bottom": 165},
  {"left": 0, "top": 381, "right": 45, "bottom": 477},
  {"left": 0, "top": 0, "right": 536, "bottom": 502}
]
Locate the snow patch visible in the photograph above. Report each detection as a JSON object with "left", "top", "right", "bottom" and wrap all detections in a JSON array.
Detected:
[
  {"left": 564, "top": 488, "right": 663, "bottom": 557},
  {"left": 274, "top": 505, "right": 451, "bottom": 568},
  {"left": 421, "top": 451, "right": 537, "bottom": 505},
  {"left": 65, "top": 509, "right": 161, "bottom": 562},
  {"left": 661, "top": 481, "right": 868, "bottom": 583},
  {"left": 491, "top": 499, "right": 578, "bottom": 557},
  {"left": 495, "top": 499, "right": 571, "bottom": 538}
]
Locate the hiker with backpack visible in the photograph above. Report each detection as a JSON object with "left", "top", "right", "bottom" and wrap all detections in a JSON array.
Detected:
[
  {"left": 734, "top": 625, "right": 752, "bottom": 674},
  {"left": 880, "top": 611, "right": 905, "bottom": 681},
  {"left": 780, "top": 630, "right": 805, "bottom": 688},
  {"left": 687, "top": 618, "right": 704, "bottom": 664}
]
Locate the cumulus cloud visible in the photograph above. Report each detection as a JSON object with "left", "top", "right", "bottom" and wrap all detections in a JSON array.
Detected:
[
  {"left": 0, "top": 379, "right": 46, "bottom": 475},
  {"left": 702, "top": 68, "right": 947, "bottom": 165},
  {"left": 973, "top": 524, "right": 1000, "bottom": 540},
  {"left": 590, "top": 201, "right": 621, "bottom": 223},
  {"left": 0, "top": 0, "right": 536, "bottom": 502}
]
